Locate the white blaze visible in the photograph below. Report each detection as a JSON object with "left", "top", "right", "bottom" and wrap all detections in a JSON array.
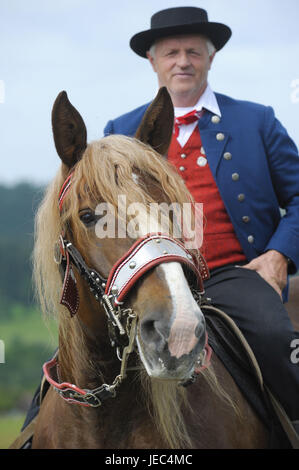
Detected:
[{"left": 160, "top": 262, "right": 203, "bottom": 358}]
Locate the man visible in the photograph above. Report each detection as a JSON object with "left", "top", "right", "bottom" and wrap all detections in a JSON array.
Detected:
[{"left": 104, "top": 7, "right": 299, "bottom": 437}]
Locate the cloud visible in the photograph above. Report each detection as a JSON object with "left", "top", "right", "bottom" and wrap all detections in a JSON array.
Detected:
[{"left": 0, "top": 0, "right": 298, "bottom": 183}]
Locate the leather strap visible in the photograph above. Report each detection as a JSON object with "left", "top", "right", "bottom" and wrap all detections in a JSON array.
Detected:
[
  {"left": 9, "top": 417, "right": 37, "bottom": 449},
  {"left": 105, "top": 233, "right": 208, "bottom": 305},
  {"left": 57, "top": 238, "right": 106, "bottom": 317},
  {"left": 266, "top": 387, "right": 299, "bottom": 449},
  {"left": 58, "top": 233, "right": 209, "bottom": 316},
  {"left": 42, "top": 356, "right": 117, "bottom": 407},
  {"left": 60, "top": 250, "right": 79, "bottom": 317}
]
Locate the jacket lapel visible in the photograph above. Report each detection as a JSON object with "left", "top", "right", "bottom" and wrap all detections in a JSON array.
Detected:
[{"left": 198, "top": 109, "right": 230, "bottom": 178}]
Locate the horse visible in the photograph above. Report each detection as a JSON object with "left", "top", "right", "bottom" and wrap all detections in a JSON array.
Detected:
[{"left": 31, "top": 88, "right": 271, "bottom": 449}]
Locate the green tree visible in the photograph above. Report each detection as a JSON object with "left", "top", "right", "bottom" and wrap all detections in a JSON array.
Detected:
[{"left": 0, "top": 182, "right": 45, "bottom": 313}]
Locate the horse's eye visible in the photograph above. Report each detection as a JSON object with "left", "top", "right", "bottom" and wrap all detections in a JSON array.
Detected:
[{"left": 79, "top": 210, "right": 96, "bottom": 226}]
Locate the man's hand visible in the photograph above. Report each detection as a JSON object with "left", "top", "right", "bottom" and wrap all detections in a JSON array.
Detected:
[{"left": 242, "top": 250, "right": 288, "bottom": 298}]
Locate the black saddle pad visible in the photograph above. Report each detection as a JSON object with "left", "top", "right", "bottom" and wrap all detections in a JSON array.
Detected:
[{"left": 203, "top": 304, "right": 291, "bottom": 448}]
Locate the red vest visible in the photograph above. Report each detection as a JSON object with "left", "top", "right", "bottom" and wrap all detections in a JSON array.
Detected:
[{"left": 168, "top": 127, "right": 246, "bottom": 270}]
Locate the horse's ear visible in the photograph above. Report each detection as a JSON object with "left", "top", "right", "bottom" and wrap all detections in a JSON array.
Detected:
[
  {"left": 52, "top": 91, "right": 87, "bottom": 169},
  {"left": 135, "top": 87, "right": 174, "bottom": 156}
]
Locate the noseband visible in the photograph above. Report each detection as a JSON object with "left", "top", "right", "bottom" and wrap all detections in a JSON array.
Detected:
[{"left": 43, "top": 176, "right": 212, "bottom": 407}]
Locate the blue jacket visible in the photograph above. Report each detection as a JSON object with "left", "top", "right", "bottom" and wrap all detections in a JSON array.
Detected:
[{"left": 104, "top": 92, "right": 299, "bottom": 278}]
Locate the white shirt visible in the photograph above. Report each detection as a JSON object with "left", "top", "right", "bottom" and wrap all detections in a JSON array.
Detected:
[{"left": 174, "top": 84, "right": 221, "bottom": 147}]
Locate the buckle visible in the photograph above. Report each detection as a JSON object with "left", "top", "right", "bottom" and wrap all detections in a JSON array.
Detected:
[
  {"left": 102, "top": 295, "right": 126, "bottom": 336},
  {"left": 54, "top": 235, "right": 66, "bottom": 264},
  {"left": 83, "top": 392, "right": 102, "bottom": 408}
]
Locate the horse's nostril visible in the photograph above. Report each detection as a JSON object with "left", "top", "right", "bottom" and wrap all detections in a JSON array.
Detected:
[
  {"left": 195, "top": 319, "right": 205, "bottom": 338},
  {"left": 141, "top": 320, "right": 155, "bottom": 341},
  {"left": 140, "top": 318, "right": 168, "bottom": 351}
]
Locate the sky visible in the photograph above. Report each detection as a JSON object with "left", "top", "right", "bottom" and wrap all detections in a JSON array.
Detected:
[{"left": 0, "top": 0, "right": 299, "bottom": 185}]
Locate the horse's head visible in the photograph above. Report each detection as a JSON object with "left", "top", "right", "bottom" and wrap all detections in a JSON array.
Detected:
[{"left": 42, "top": 88, "right": 208, "bottom": 383}]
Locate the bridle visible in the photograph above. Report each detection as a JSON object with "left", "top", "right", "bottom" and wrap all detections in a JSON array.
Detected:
[{"left": 43, "top": 175, "right": 212, "bottom": 408}]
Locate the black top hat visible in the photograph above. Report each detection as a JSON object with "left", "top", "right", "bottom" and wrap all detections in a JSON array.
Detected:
[{"left": 130, "top": 7, "right": 232, "bottom": 58}]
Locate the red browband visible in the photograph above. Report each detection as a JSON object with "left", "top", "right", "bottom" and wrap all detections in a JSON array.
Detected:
[{"left": 58, "top": 173, "right": 73, "bottom": 212}]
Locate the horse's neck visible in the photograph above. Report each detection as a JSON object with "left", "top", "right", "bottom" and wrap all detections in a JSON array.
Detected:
[{"left": 55, "top": 314, "right": 155, "bottom": 448}]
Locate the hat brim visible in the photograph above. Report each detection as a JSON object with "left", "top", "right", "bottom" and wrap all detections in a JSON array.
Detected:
[{"left": 130, "top": 22, "right": 232, "bottom": 58}]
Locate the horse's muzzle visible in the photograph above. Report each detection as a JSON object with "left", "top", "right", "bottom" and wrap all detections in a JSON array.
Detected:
[{"left": 137, "top": 308, "right": 206, "bottom": 380}]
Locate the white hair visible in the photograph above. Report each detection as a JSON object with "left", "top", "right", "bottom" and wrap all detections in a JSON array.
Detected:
[
  {"left": 206, "top": 39, "right": 216, "bottom": 57},
  {"left": 148, "top": 37, "right": 216, "bottom": 58}
]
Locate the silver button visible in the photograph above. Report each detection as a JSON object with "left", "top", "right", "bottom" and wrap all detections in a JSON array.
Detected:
[
  {"left": 179, "top": 166, "right": 185, "bottom": 172},
  {"left": 111, "top": 286, "right": 119, "bottom": 295},
  {"left": 224, "top": 152, "right": 232, "bottom": 160},
  {"left": 211, "top": 115, "right": 220, "bottom": 124},
  {"left": 197, "top": 156, "right": 208, "bottom": 167},
  {"left": 181, "top": 153, "right": 187, "bottom": 159},
  {"left": 248, "top": 235, "right": 255, "bottom": 244},
  {"left": 216, "top": 133, "right": 225, "bottom": 141},
  {"left": 232, "top": 173, "right": 240, "bottom": 181},
  {"left": 242, "top": 216, "right": 250, "bottom": 223},
  {"left": 238, "top": 194, "right": 245, "bottom": 202}
]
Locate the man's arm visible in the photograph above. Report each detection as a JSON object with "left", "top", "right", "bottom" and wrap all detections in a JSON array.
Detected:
[
  {"left": 243, "top": 106, "right": 299, "bottom": 297},
  {"left": 262, "top": 106, "right": 299, "bottom": 272}
]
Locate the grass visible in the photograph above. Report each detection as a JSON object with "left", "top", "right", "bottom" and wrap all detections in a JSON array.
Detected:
[
  {"left": 1, "top": 304, "right": 58, "bottom": 350},
  {"left": 0, "top": 304, "right": 58, "bottom": 443},
  {"left": 0, "top": 413, "right": 26, "bottom": 449}
]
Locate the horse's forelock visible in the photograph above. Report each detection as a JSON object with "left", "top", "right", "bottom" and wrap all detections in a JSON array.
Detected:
[{"left": 64, "top": 135, "right": 194, "bottom": 224}]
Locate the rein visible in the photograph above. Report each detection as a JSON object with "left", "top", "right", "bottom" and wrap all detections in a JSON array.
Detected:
[{"left": 43, "top": 175, "right": 212, "bottom": 407}]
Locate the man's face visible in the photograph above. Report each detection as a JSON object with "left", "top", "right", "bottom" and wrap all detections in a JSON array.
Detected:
[{"left": 147, "top": 35, "right": 215, "bottom": 107}]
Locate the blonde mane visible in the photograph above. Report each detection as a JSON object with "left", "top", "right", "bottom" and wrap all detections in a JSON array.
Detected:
[{"left": 33, "top": 134, "right": 232, "bottom": 449}]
